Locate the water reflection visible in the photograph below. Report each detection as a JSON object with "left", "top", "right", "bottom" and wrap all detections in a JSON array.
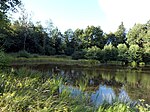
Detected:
[
  {"left": 92, "top": 86, "right": 130, "bottom": 106},
  {"left": 60, "top": 84, "right": 131, "bottom": 106},
  {"left": 12, "top": 64, "right": 150, "bottom": 104},
  {"left": 91, "top": 85, "right": 116, "bottom": 106}
]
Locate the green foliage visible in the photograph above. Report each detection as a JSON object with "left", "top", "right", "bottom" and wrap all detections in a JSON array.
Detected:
[
  {"left": 45, "top": 46, "right": 56, "bottom": 55},
  {"left": 0, "top": 0, "right": 21, "bottom": 13},
  {"left": 85, "top": 46, "right": 101, "bottom": 59},
  {"left": 127, "top": 23, "right": 150, "bottom": 63},
  {"left": 128, "top": 44, "right": 142, "bottom": 63},
  {"left": 139, "top": 62, "right": 145, "bottom": 67},
  {"left": 78, "top": 59, "right": 100, "bottom": 65},
  {"left": 143, "top": 30, "right": 150, "bottom": 63},
  {"left": 17, "top": 50, "right": 32, "bottom": 58},
  {"left": 13, "top": 56, "right": 99, "bottom": 66},
  {"left": 127, "top": 23, "right": 149, "bottom": 48},
  {"left": 0, "top": 68, "right": 93, "bottom": 112},
  {"left": 135, "top": 99, "right": 150, "bottom": 112},
  {"left": 131, "top": 61, "right": 137, "bottom": 68},
  {"left": 0, "top": 51, "right": 12, "bottom": 67},
  {"left": 102, "top": 44, "right": 118, "bottom": 62},
  {"left": 32, "top": 54, "right": 39, "bottom": 58},
  {"left": 84, "top": 26, "right": 104, "bottom": 48},
  {"left": 64, "top": 29, "right": 76, "bottom": 55},
  {"left": 117, "top": 44, "right": 128, "bottom": 64},
  {"left": 0, "top": 3, "right": 150, "bottom": 65},
  {"left": 0, "top": 68, "right": 150, "bottom": 112},
  {"left": 72, "top": 50, "right": 86, "bottom": 60},
  {"left": 115, "top": 22, "right": 126, "bottom": 44},
  {"left": 105, "top": 32, "right": 117, "bottom": 47},
  {"left": 98, "top": 103, "right": 131, "bottom": 112}
]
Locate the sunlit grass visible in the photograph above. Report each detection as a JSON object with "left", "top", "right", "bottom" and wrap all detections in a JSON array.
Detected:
[
  {"left": 12, "top": 56, "right": 100, "bottom": 67},
  {"left": 115, "top": 73, "right": 126, "bottom": 83},
  {"left": 101, "top": 73, "right": 112, "bottom": 81}
]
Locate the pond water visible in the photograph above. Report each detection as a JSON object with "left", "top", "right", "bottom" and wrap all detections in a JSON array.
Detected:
[{"left": 13, "top": 64, "right": 150, "bottom": 105}]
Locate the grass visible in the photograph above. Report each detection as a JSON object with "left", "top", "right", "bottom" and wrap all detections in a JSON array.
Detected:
[
  {"left": 12, "top": 56, "right": 100, "bottom": 67},
  {"left": 8, "top": 52, "right": 150, "bottom": 67},
  {"left": 0, "top": 68, "right": 150, "bottom": 112},
  {"left": 0, "top": 68, "right": 93, "bottom": 112}
]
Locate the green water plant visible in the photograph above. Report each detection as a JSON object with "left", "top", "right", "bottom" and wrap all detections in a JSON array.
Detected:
[{"left": 0, "top": 68, "right": 150, "bottom": 112}]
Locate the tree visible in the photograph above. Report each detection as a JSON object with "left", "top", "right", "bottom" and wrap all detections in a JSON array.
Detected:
[
  {"left": 0, "top": 0, "right": 21, "bottom": 50},
  {"left": 127, "top": 21, "right": 150, "bottom": 63},
  {"left": 51, "top": 28, "right": 63, "bottom": 55},
  {"left": 84, "top": 26, "right": 104, "bottom": 48},
  {"left": 0, "top": 0, "right": 21, "bottom": 13},
  {"left": 128, "top": 44, "right": 142, "bottom": 63},
  {"left": 2, "top": 7, "right": 32, "bottom": 52},
  {"left": 74, "top": 28, "right": 84, "bottom": 50},
  {"left": 105, "top": 32, "right": 117, "bottom": 47},
  {"left": 115, "top": 22, "right": 126, "bottom": 44},
  {"left": 85, "top": 46, "right": 101, "bottom": 59},
  {"left": 117, "top": 44, "right": 128, "bottom": 64},
  {"left": 127, "top": 24, "right": 145, "bottom": 47},
  {"left": 0, "top": 17, "right": 11, "bottom": 49},
  {"left": 102, "top": 44, "right": 118, "bottom": 63},
  {"left": 142, "top": 22, "right": 150, "bottom": 63},
  {"left": 41, "top": 20, "right": 56, "bottom": 55},
  {"left": 64, "top": 29, "right": 75, "bottom": 55}
]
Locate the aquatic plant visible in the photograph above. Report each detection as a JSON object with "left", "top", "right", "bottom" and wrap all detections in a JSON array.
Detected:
[{"left": 0, "top": 68, "right": 149, "bottom": 112}]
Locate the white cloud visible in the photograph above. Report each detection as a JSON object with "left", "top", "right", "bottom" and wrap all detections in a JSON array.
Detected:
[{"left": 98, "top": 0, "right": 150, "bottom": 32}]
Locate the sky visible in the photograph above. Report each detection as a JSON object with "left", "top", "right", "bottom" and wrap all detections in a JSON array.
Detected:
[{"left": 14, "top": 0, "right": 150, "bottom": 33}]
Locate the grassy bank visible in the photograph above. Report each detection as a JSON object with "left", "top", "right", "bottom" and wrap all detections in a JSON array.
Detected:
[
  {"left": 12, "top": 56, "right": 100, "bottom": 67},
  {"left": 7, "top": 51, "right": 149, "bottom": 67},
  {"left": 0, "top": 68, "right": 149, "bottom": 112},
  {"left": 9, "top": 51, "right": 122, "bottom": 66}
]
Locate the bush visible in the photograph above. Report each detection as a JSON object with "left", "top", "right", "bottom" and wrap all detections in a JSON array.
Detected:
[
  {"left": 45, "top": 46, "right": 56, "bottom": 55},
  {"left": 0, "top": 51, "right": 12, "bottom": 67},
  {"left": 128, "top": 45, "right": 142, "bottom": 63},
  {"left": 17, "top": 50, "right": 32, "bottom": 58},
  {"left": 78, "top": 59, "right": 100, "bottom": 65},
  {"left": 131, "top": 61, "right": 137, "bottom": 67},
  {"left": 85, "top": 46, "right": 101, "bottom": 59},
  {"left": 72, "top": 50, "right": 86, "bottom": 60},
  {"left": 100, "top": 44, "right": 118, "bottom": 63},
  {"left": 139, "top": 62, "right": 145, "bottom": 67},
  {"left": 32, "top": 54, "right": 39, "bottom": 58}
]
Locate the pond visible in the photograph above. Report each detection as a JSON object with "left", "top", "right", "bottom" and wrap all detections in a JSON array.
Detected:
[{"left": 13, "top": 64, "right": 150, "bottom": 105}]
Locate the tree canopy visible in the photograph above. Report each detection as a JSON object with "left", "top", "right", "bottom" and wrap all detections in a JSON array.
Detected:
[{"left": 0, "top": 1, "right": 150, "bottom": 65}]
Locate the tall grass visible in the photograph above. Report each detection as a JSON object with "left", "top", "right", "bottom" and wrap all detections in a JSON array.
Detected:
[
  {"left": 0, "top": 68, "right": 94, "bottom": 112},
  {"left": 12, "top": 56, "right": 100, "bottom": 67}
]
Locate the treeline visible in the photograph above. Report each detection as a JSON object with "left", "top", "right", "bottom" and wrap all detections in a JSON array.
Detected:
[{"left": 0, "top": 1, "right": 150, "bottom": 64}]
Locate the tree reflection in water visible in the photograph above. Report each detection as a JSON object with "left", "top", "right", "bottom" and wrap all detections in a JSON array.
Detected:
[{"left": 12, "top": 64, "right": 150, "bottom": 104}]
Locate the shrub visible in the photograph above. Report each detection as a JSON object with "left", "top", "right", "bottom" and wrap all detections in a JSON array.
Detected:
[
  {"left": 139, "top": 62, "right": 145, "bottom": 67},
  {"left": 85, "top": 46, "right": 101, "bottom": 59},
  {"left": 0, "top": 51, "right": 12, "bottom": 67},
  {"left": 128, "top": 45, "right": 142, "bottom": 63},
  {"left": 131, "top": 61, "right": 137, "bottom": 68},
  {"left": 101, "top": 44, "right": 118, "bottom": 63},
  {"left": 32, "top": 54, "right": 39, "bottom": 58},
  {"left": 17, "top": 50, "right": 32, "bottom": 58},
  {"left": 72, "top": 50, "right": 86, "bottom": 60}
]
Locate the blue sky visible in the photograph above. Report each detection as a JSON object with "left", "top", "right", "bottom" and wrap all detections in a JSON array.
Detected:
[{"left": 15, "top": 0, "right": 150, "bottom": 33}]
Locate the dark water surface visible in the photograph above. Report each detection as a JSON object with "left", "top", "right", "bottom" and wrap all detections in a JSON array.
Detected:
[{"left": 13, "top": 64, "right": 150, "bottom": 105}]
